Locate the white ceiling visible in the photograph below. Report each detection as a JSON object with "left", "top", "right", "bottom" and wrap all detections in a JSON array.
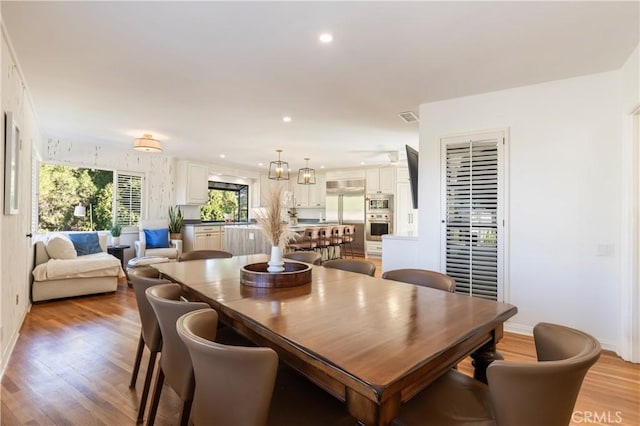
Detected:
[{"left": 2, "top": 1, "right": 638, "bottom": 171}]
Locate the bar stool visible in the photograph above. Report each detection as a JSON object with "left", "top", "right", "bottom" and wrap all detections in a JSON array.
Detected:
[
  {"left": 314, "top": 227, "right": 331, "bottom": 261},
  {"left": 341, "top": 225, "right": 355, "bottom": 259},
  {"left": 288, "top": 228, "right": 318, "bottom": 252},
  {"left": 328, "top": 226, "right": 344, "bottom": 259}
]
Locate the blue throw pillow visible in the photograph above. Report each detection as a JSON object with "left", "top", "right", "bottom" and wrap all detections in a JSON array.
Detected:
[
  {"left": 68, "top": 232, "right": 102, "bottom": 256},
  {"left": 144, "top": 228, "right": 170, "bottom": 249}
]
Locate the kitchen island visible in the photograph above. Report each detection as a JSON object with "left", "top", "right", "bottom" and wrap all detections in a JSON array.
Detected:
[
  {"left": 224, "top": 225, "right": 272, "bottom": 256},
  {"left": 224, "top": 223, "right": 341, "bottom": 256}
]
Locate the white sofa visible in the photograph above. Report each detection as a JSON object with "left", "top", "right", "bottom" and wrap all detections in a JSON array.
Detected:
[{"left": 31, "top": 232, "right": 125, "bottom": 302}]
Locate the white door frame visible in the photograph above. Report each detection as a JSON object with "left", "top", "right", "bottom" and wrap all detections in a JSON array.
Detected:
[
  {"left": 620, "top": 106, "right": 640, "bottom": 362},
  {"left": 439, "top": 128, "right": 509, "bottom": 302}
]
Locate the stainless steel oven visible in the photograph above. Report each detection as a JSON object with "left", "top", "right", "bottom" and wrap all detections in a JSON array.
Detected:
[
  {"left": 366, "top": 212, "right": 393, "bottom": 241},
  {"left": 367, "top": 195, "right": 393, "bottom": 212}
]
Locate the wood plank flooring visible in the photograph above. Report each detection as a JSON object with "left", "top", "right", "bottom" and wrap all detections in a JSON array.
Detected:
[{"left": 2, "top": 265, "right": 638, "bottom": 425}]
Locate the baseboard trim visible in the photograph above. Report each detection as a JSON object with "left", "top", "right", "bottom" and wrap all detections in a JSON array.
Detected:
[{"left": 0, "top": 308, "right": 28, "bottom": 380}]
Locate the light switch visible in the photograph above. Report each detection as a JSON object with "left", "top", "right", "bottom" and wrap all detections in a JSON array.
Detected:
[
  {"left": 249, "top": 233, "right": 254, "bottom": 240},
  {"left": 597, "top": 244, "right": 614, "bottom": 257}
]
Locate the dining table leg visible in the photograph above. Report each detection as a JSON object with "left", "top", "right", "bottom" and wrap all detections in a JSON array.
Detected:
[
  {"left": 346, "top": 387, "right": 401, "bottom": 426},
  {"left": 470, "top": 328, "right": 502, "bottom": 384}
]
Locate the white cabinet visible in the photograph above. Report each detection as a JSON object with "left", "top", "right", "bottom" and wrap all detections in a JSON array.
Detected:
[
  {"left": 292, "top": 175, "right": 326, "bottom": 208},
  {"left": 395, "top": 168, "right": 418, "bottom": 236},
  {"left": 259, "top": 175, "right": 288, "bottom": 207},
  {"left": 366, "top": 167, "right": 395, "bottom": 194},
  {"left": 183, "top": 225, "right": 225, "bottom": 252},
  {"left": 176, "top": 161, "right": 208, "bottom": 205},
  {"left": 366, "top": 241, "right": 383, "bottom": 258}
]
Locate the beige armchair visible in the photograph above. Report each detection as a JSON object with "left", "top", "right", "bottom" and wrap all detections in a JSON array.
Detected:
[{"left": 134, "top": 219, "right": 182, "bottom": 259}]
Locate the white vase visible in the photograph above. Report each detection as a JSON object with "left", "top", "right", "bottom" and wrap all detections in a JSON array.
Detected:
[
  {"left": 267, "top": 246, "right": 285, "bottom": 273},
  {"left": 112, "top": 236, "right": 120, "bottom": 246}
]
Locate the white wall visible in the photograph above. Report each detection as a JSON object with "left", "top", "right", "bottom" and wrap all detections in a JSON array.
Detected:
[
  {"left": 41, "top": 140, "right": 176, "bottom": 221},
  {"left": 417, "top": 70, "right": 623, "bottom": 349},
  {"left": 0, "top": 28, "right": 41, "bottom": 373}
]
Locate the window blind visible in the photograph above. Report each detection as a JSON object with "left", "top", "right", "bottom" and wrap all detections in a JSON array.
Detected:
[
  {"left": 116, "top": 172, "right": 143, "bottom": 226},
  {"left": 444, "top": 139, "right": 500, "bottom": 300}
]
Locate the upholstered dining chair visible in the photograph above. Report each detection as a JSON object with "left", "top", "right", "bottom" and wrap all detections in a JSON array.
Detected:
[
  {"left": 395, "top": 322, "right": 601, "bottom": 426},
  {"left": 323, "top": 259, "right": 376, "bottom": 277},
  {"left": 135, "top": 219, "right": 182, "bottom": 259},
  {"left": 145, "top": 283, "right": 209, "bottom": 426},
  {"left": 283, "top": 251, "right": 323, "bottom": 265},
  {"left": 128, "top": 268, "right": 170, "bottom": 424},
  {"left": 179, "top": 250, "right": 233, "bottom": 261},
  {"left": 177, "top": 309, "right": 355, "bottom": 426},
  {"left": 382, "top": 269, "right": 456, "bottom": 292},
  {"left": 177, "top": 309, "right": 278, "bottom": 425}
]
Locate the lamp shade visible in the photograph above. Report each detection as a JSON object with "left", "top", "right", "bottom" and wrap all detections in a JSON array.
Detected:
[
  {"left": 74, "top": 205, "right": 86, "bottom": 217},
  {"left": 297, "top": 158, "right": 316, "bottom": 185},
  {"left": 133, "top": 134, "right": 163, "bottom": 153},
  {"left": 268, "top": 149, "right": 290, "bottom": 180}
]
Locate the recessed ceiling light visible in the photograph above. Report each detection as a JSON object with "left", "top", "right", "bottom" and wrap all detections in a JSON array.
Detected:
[
  {"left": 319, "top": 33, "right": 333, "bottom": 44},
  {"left": 360, "top": 162, "right": 365, "bottom": 165},
  {"left": 320, "top": 165, "right": 325, "bottom": 169},
  {"left": 219, "top": 154, "right": 226, "bottom": 158},
  {"left": 258, "top": 162, "right": 264, "bottom": 167},
  {"left": 283, "top": 116, "right": 292, "bottom": 123}
]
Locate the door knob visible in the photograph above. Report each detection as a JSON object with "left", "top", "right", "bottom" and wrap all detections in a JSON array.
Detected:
[{"left": 26, "top": 233, "right": 33, "bottom": 238}]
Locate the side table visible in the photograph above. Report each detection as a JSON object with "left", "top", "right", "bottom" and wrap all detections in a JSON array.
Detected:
[{"left": 107, "top": 244, "right": 130, "bottom": 269}]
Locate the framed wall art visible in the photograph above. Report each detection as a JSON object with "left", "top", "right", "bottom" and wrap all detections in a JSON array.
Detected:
[{"left": 4, "top": 111, "right": 20, "bottom": 215}]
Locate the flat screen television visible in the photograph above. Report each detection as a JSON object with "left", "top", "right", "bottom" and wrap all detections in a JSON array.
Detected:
[{"left": 405, "top": 145, "right": 419, "bottom": 209}]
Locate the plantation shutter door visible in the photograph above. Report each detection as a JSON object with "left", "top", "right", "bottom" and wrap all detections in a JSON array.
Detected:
[
  {"left": 442, "top": 132, "right": 505, "bottom": 301},
  {"left": 116, "top": 172, "right": 143, "bottom": 226}
]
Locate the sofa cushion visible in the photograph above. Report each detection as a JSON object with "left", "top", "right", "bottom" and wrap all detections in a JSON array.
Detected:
[
  {"left": 68, "top": 232, "right": 103, "bottom": 256},
  {"left": 45, "top": 235, "right": 77, "bottom": 260},
  {"left": 144, "top": 228, "right": 170, "bottom": 249}
]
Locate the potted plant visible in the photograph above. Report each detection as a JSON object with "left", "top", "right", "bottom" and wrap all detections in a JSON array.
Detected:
[
  {"left": 168, "top": 205, "right": 184, "bottom": 240},
  {"left": 222, "top": 199, "right": 236, "bottom": 222},
  {"left": 110, "top": 222, "right": 122, "bottom": 246}
]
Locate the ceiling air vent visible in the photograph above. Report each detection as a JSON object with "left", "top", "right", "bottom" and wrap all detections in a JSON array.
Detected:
[{"left": 398, "top": 111, "right": 419, "bottom": 123}]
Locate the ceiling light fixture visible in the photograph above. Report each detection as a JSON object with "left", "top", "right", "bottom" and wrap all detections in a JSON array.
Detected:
[
  {"left": 319, "top": 33, "right": 333, "bottom": 43},
  {"left": 268, "top": 149, "right": 290, "bottom": 180},
  {"left": 133, "top": 133, "right": 162, "bottom": 153},
  {"left": 283, "top": 116, "right": 292, "bottom": 123},
  {"left": 297, "top": 158, "right": 316, "bottom": 185},
  {"left": 220, "top": 154, "right": 226, "bottom": 158}
]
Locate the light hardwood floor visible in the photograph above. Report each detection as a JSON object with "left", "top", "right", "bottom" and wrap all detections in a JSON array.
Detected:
[{"left": 1, "top": 263, "right": 638, "bottom": 425}]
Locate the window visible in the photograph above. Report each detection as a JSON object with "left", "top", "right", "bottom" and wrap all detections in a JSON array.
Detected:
[
  {"left": 37, "top": 163, "right": 144, "bottom": 232},
  {"left": 201, "top": 181, "right": 249, "bottom": 222},
  {"left": 116, "top": 172, "right": 143, "bottom": 226},
  {"left": 441, "top": 130, "right": 507, "bottom": 301}
]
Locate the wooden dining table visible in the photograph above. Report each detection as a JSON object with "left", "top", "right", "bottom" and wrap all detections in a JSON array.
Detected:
[{"left": 154, "top": 254, "right": 517, "bottom": 426}]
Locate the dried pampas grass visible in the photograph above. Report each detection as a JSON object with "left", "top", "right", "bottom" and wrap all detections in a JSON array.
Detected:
[{"left": 255, "top": 185, "right": 296, "bottom": 249}]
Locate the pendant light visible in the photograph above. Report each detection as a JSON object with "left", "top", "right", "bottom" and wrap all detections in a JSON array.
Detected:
[
  {"left": 268, "top": 149, "right": 290, "bottom": 180},
  {"left": 297, "top": 158, "right": 316, "bottom": 185},
  {"left": 133, "top": 134, "right": 163, "bottom": 153}
]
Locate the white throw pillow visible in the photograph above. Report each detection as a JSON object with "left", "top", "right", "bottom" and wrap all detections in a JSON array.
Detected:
[{"left": 46, "top": 235, "right": 77, "bottom": 259}]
